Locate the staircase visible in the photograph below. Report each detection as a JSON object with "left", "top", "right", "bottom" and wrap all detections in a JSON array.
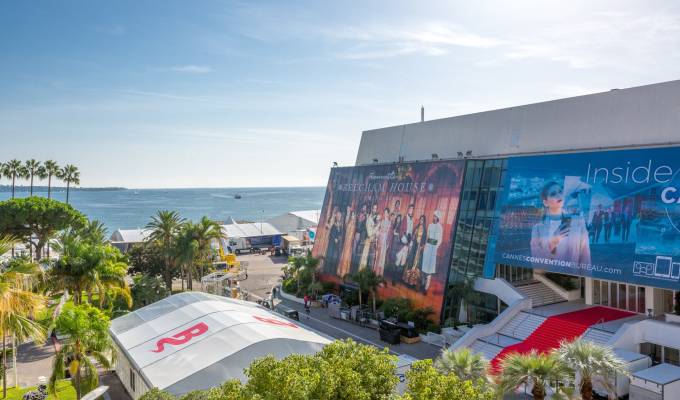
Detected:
[
  {"left": 467, "top": 311, "right": 546, "bottom": 360},
  {"left": 469, "top": 340, "right": 504, "bottom": 360},
  {"left": 582, "top": 327, "right": 614, "bottom": 345},
  {"left": 498, "top": 311, "right": 546, "bottom": 340},
  {"left": 515, "top": 281, "right": 565, "bottom": 307}
]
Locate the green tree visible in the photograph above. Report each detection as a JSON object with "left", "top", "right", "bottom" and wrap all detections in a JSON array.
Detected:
[
  {"left": 43, "top": 160, "right": 60, "bottom": 199},
  {"left": 175, "top": 217, "right": 223, "bottom": 291},
  {"left": 498, "top": 351, "right": 570, "bottom": 400},
  {"left": 448, "top": 275, "right": 480, "bottom": 325},
  {"left": 48, "top": 304, "right": 116, "bottom": 400},
  {"left": 1, "top": 160, "right": 24, "bottom": 199},
  {"left": 402, "top": 359, "right": 495, "bottom": 400},
  {"left": 58, "top": 164, "right": 80, "bottom": 204},
  {"left": 50, "top": 231, "right": 131, "bottom": 307},
  {"left": 145, "top": 210, "right": 185, "bottom": 292},
  {"left": 0, "top": 238, "right": 46, "bottom": 398},
  {"left": 131, "top": 274, "right": 168, "bottom": 309},
  {"left": 346, "top": 268, "right": 383, "bottom": 313},
  {"left": 245, "top": 339, "right": 397, "bottom": 400},
  {"left": 23, "top": 160, "right": 42, "bottom": 196},
  {"left": 556, "top": 339, "right": 628, "bottom": 400},
  {"left": 0, "top": 197, "right": 86, "bottom": 260},
  {"left": 128, "top": 241, "right": 181, "bottom": 284},
  {"left": 434, "top": 348, "right": 489, "bottom": 382}
]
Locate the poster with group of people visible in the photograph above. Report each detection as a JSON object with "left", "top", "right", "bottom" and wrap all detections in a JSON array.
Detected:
[
  {"left": 486, "top": 146, "right": 680, "bottom": 290},
  {"left": 313, "top": 160, "right": 464, "bottom": 315}
]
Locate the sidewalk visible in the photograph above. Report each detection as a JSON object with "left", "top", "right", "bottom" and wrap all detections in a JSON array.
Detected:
[{"left": 276, "top": 297, "right": 441, "bottom": 360}]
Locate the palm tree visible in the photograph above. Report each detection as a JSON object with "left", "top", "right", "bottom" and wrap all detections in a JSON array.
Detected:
[
  {"left": 80, "top": 220, "right": 108, "bottom": 245},
  {"left": 347, "top": 268, "right": 383, "bottom": 313},
  {"left": 50, "top": 231, "right": 131, "bottom": 307},
  {"left": 2, "top": 160, "right": 24, "bottom": 198},
  {"left": 435, "top": 348, "right": 489, "bottom": 382},
  {"left": 191, "top": 217, "right": 224, "bottom": 287},
  {"left": 0, "top": 237, "right": 46, "bottom": 397},
  {"left": 498, "top": 351, "right": 570, "bottom": 400},
  {"left": 448, "top": 275, "right": 480, "bottom": 326},
  {"left": 49, "top": 304, "right": 116, "bottom": 400},
  {"left": 24, "top": 159, "right": 42, "bottom": 196},
  {"left": 59, "top": 164, "right": 80, "bottom": 204},
  {"left": 556, "top": 339, "right": 628, "bottom": 400},
  {"left": 145, "top": 210, "right": 185, "bottom": 292},
  {"left": 43, "top": 160, "right": 60, "bottom": 199}
]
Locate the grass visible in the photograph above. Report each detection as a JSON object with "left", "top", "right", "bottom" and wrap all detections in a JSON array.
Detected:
[{"left": 5, "top": 380, "right": 76, "bottom": 400}]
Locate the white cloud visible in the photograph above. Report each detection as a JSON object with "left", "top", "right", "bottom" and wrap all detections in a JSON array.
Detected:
[
  {"left": 323, "top": 22, "right": 504, "bottom": 59},
  {"left": 166, "top": 65, "right": 213, "bottom": 74}
]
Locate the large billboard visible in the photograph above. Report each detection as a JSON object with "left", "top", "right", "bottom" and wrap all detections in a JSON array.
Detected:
[
  {"left": 313, "top": 161, "right": 464, "bottom": 316},
  {"left": 486, "top": 146, "right": 680, "bottom": 290}
]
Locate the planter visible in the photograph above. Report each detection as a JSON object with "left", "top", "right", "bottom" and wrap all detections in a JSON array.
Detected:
[
  {"left": 311, "top": 300, "right": 322, "bottom": 308},
  {"left": 400, "top": 335, "right": 421, "bottom": 344}
]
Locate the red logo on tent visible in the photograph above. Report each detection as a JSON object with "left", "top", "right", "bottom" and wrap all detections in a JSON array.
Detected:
[
  {"left": 151, "top": 322, "right": 209, "bottom": 353},
  {"left": 253, "top": 315, "right": 298, "bottom": 329}
]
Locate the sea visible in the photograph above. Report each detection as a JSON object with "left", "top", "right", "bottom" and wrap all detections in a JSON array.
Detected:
[{"left": 0, "top": 187, "right": 326, "bottom": 233}]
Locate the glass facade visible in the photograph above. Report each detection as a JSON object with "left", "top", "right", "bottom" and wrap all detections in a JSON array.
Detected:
[
  {"left": 442, "top": 159, "right": 507, "bottom": 323},
  {"left": 592, "top": 279, "right": 647, "bottom": 313}
]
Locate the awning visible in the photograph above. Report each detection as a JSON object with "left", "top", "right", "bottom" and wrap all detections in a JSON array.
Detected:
[{"left": 282, "top": 235, "right": 301, "bottom": 243}]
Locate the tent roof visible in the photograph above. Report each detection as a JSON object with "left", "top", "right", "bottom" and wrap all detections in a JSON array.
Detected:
[
  {"left": 288, "top": 210, "right": 321, "bottom": 224},
  {"left": 220, "top": 222, "right": 281, "bottom": 238},
  {"left": 110, "top": 228, "right": 151, "bottom": 243},
  {"left": 110, "top": 292, "right": 330, "bottom": 394},
  {"left": 633, "top": 363, "right": 680, "bottom": 385}
]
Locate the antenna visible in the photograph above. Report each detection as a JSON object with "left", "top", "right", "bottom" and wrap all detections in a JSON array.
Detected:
[{"left": 420, "top": 106, "right": 424, "bottom": 122}]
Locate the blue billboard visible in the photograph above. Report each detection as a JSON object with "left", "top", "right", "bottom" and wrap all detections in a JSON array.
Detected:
[{"left": 485, "top": 146, "right": 680, "bottom": 289}]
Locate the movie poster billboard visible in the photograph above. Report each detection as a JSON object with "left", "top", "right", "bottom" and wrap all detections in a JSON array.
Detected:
[
  {"left": 313, "top": 161, "right": 464, "bottom": 316},
  {"left": 485, "top": 146, "right": 680, "bottom": 290}
]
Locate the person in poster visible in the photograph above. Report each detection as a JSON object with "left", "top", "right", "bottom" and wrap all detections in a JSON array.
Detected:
[
  {"left": 350, "top": 204, "right": 367, "bottom": 274},
  {"left": 403, "top": 214, "right": 427, "bottom": 288},
  {"left": 374, "top": 207, "right": 392, "bottom": 276},
  {"left": 359, "top": 204, "right": 379, "bottom": 271},
  {"left": 421, "top": 210, "right": 442, "bottom": 293},
  {"left": 530, "top": 181, "right": 591, "bottom": 265},
  {"left": 338, "top": 206, "right": 356, "bottom": 278},
  {"left": 386, "top": 213, "right": 403, "bottom": 284},
  {"left": 324, "top": 207, "right": 344, "bottom": 273}
]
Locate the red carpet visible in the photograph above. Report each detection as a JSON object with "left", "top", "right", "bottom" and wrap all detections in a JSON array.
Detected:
[{"left": 490, "top": 306, "right": 634, "bottom": 372}]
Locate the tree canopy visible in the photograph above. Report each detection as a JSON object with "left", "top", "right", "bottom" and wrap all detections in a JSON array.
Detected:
[{"left": 0, "top": 197, "right": 86, "bottom": 260}]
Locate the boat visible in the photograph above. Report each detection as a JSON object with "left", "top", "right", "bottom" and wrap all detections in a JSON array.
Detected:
[{"left": 234, "top": 194, "right": 242, "bottom": 199}]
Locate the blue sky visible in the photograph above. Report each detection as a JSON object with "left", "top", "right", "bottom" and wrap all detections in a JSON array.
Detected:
[{"left": 2, "top": 0, "right": 680, "bottom": 188}]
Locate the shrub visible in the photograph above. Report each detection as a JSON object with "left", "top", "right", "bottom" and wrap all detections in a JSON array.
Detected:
[{"left": 281, "top": 278, "right": 298, "bottom": 295}]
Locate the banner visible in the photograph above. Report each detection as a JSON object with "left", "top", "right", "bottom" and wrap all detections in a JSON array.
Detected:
[
  {"left": 313, "top": 161, "right": 464, "bottom": 315},
  {"left": 486, "top": 146, "right": 680, "bottom": 290}
]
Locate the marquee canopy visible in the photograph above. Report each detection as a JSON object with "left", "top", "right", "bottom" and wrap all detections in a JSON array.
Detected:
[{"left": 110, "top": 292, "right": 330, "bottom": 395}]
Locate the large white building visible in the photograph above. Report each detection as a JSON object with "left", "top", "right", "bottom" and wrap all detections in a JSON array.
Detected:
[{"left": 345, "top": 79, "right": 680, "bottom": 399}]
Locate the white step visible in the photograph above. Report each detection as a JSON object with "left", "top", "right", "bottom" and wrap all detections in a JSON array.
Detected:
[
  {"left": 581, "top": 328, "right": 613, "bottom": 345},
  {"left": 498, "top": 311, "right": 546, "bottom": 340},
  {"left": 469, "top": 340, "right": 504, "bottom": 361},
  {"left": 516, "top": 282, "right": 566, "bottom": 307}
]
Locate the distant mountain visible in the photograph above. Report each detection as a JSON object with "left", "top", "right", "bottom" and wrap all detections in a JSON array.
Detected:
[{"left": 0, "top": 185, "right": 126, "bottom": 192}]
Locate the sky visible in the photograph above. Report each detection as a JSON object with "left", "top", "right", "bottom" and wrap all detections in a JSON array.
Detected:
[{"left": 1, "top": 0, "right": 680, "bottom": 189}]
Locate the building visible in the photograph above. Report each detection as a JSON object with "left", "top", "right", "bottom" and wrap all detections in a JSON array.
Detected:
[
  {"left": 220, "top": 218, "right": 283, "bottom": 253},
  {"left": 109, "top": 228, "right": 151, "bottom": 253},
  {"left": 313, "top": 79, "right": 680, "bottom": 398},
  {"left": 267, "top": 209, "right": 320, "bottom": 240},
  {"left": 110, "top": 292, "right": 331, "bottom": 399}
]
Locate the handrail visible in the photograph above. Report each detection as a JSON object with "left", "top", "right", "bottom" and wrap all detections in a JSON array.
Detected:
[{"left": 512, "top": 312, "right": 531, "bottom": 339}]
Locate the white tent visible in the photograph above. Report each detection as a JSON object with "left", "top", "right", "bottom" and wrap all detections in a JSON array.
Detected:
[
  {"left": 110, "top": 292, "right": 330, "bottom": 399},
  {"left": 109, "top": 229, "right": 151, "bottom": 253},
  {"left": 266, "top": 210, "right": 320, "bottom": 240}
]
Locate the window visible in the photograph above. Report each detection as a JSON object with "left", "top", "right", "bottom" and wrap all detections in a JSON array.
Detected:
[
  {"left": 638, "top": 286, "right": 646, "bottom": 314},
  {"left": 601, "top": 281, "right": 609, "bottom": 306},
  {"left": 640, "top": 342, "right": 663, "bottom": 365},
  {"left": 130, "top": 369, "right": 136, "bottom": 392},
  {"left": 618, "top": 284, "right": 626, "bottom": 309},
  {"left": 593, "top": 280, "right": 601, "bottom": 304},
  {"left": 665, "top": 347, "right": 680, "bottom": 366},
  {"left": 628, "top": 284, "right": 637, "bottom": 312}
]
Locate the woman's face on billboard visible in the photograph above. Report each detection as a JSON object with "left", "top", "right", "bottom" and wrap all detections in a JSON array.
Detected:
[{"left": 542, "top": 183, "right": 564, "bottom": 213}]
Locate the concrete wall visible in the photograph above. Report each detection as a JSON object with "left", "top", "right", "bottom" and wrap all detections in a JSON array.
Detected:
[{"left": 356, "top": 80, "right": 680, "bottom": 165}]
